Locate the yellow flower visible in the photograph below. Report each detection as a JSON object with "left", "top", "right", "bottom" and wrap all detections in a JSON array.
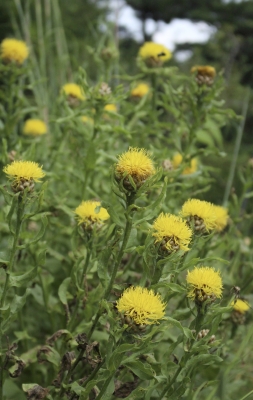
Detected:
[
  {"left": 0, "top": 38, "right": 29, "bottom": 65},
  {"left": 81, "top": 116, "right": 94, "bottom": 125},
  {"left": 172, "top": 153, "right": 198, "bottom": 175},
  {"left": 23, "top": 119, "right": 47, "bottom": 136},
  {"left": 115, "top": 147, "right": 155, "bottom": 190},
  {"left": 213, "top": 205, "right": 228, "bottom": 232},
  {"left": 187, "top": 266, "right": 223, "bottom": 302},
  {"left": 181, "top": 199, "right": 216, "bottom": 232},
  {"left": 231, "top": 299, "right": 250, "bottom": 314},
  {"left": 74, "top": 200, "right": 109, "bottom": 226},
  {"left": 139, "top": 42, "right": 172, "bottom": 67},
  {"left": 62, "top": 83, "right": 85, "bottom": 101},
  {"left": 131, "top": 83, "right": 149, "bottom": 98},
  {"left": 191, "top": 65, "right": 216, "bottom": 86},
  {"left": 152, "top": 213, "right": 192, "bottom": 254},
  {"left": 3, "top": 160, "right": 45, "bottom": 192},
  {"left": 116, "top": 286, "right": 166, "bottom": 325},
  {"left": 104, "top": 104, "right": 117, "bottom": 113}
]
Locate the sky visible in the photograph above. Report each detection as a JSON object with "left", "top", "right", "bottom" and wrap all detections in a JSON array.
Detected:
[{"left": 109, "top": 0, "right": 216, "bottom": 61}]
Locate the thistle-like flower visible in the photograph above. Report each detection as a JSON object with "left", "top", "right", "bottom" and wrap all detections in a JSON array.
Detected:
[
  {"left": 213, "top": 205, "right": 228, "bottom": 232},
  {"left": 172, "top": 153, "right": 197, "bottom": 175},
  {"left": 116, "top": 286, "right": 166, "bottom": 326},
  {"left": 231, "top": 299, "right": 250, "bottom": 314},
  {"left": 74, "top": 200, "right": 109, "bottom": 230},
  {"left": 3, "top": 160, "right": 45, "bottom": 192},
  {"left": 152, "top": 213, "right": 192, "bottom": 255},
  {"left": 191, "top": 65, "right": 216, "bottom": 86},
  {"left": 187, "top": 266, "right": 223, "bottom": 305},
  {"left": 138, "top": 42, "right": 172, "bottom": 67},
  {"left": 0, "top": 38, "right": 29, "bottom": 65},
  {"left": 104, "top": 104, "right": 117, "bottom": 113},
  {"left": 130, "top": 83, "right": 149, "bottom": 99},
  {"left": 23, "top": 119, "right": 47, "bottom": 136},
  {"left": 231, "top": 299, "right": 250, "bottom": 325},
  {"left": 62, "top": 83, "right": 85, "bottom": 106},
  {"left": 181, "top": 198, "right": 216, "bottom": 233},
  {"left": 115, "top": 147, "right": 155, "bottom": 191},
  {"left": 81, "top": 116, "right": 94, "bottom": 125}
]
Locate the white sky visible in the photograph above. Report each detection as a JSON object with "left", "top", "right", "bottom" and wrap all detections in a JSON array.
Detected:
[{"left": 109, "top": 0, "right": 216, "bottom": 60}]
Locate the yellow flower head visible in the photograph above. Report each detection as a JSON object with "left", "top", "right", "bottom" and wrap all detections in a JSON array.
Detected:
[
  {"left": 74, "top": 200, "right": 109, "bottom": 226},
  {"left": 3, "top": 161, "right": 45, "bottom": 192},
  {"left": 81, "top": 116, "right": 94, "bottom": 125},
  {"left": 181, "top": 198, "right": 216, "bottom": 232},
  {"left": 115, "top": 147, "right": 155, "bottom": 190},
  {"left": 3, "top": 160, "right": 45, "bottom": 182},
  {"left": 152, "top": 213, "right": 192, "bottom": 254},
  {"left": 1, "top": 38, "right": 29, "bottom": 65},
  {"left": 23, "top": 119, "right": 47, "bottom": 136},
  {"left": 131, "top": 83, "right": 150, "bottom": 98},
  {"left": 116, "top": 286, "right": 166, "bottom": 325},
  {"left": 172, "top": 153, "right": 198, "bottom": 175},
  {"left": 191, "top": 65, "right": 216, "bottom": 86},
  {"left": 62, "top": 83, "right": 85, "bottom": 101},
  {"left": 139, "top": 42, "right": 172, "bottom": 67},
  {"left": 213, "top": 205, "right": 228, "bottom": 232},
  {"left": 187, "top": 266, "right": 223, "bottom": 302},
  {"left": 104, "top": 104, "right": 117, "bottom": 113},
  {"left": 231, "top": 299, "right": 250, "bottom": 314}
]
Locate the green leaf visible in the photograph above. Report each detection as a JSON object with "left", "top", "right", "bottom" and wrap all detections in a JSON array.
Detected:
[
  {"left": 124, "top": 360, "right": 155, "bottom": 380},
  {"left": 165, "top": 317, "right": 194, "bottom": 339},
  {"left": 152, "top": 282, "right": 185, "bottom": 294},
  {"left": 9, "top": 268, "right": 37, "bottom": 287},
  {"left": 186, "top": 354, "right": 223, "bottom": 370},
  {"left": 58, "top": 277, "right": 71, "bottom": 305}
]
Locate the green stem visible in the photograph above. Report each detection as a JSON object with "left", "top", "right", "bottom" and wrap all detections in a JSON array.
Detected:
[
  {"left": 159, "top": 364, "right": 182, "bottom": 399},
  {"left": 87, "top": 198, "right": 134, "bottom": 341},
  {"left": 67, "top": 250, "right": 91, "bottom": 332},
  {"left": 223, "top": 88, "right": 250, "bottom": 206},
  {"left": 151, "top": 74, "right": 157, "bottom": 111},
  {"left": 0, "top": 194, "right": 24, "bottom": 400}
]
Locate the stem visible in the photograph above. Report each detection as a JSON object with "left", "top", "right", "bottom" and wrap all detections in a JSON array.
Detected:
[
  {"left": 223, "top": 88, "right": 250, "bottom": 206},
  {"left": 159, "top": 364, "right": 182, "bottom": 399},
  {"left": 0, "top": 194, "right": 24, "bottom": 400},
  {"left": 67, "top": 250, "right": 91, "bottom": 332},
  {"left": 87, "top": 197, "right": 134, "bottom": 341},
  {"left": 69, "top": 358, "right": 105, "bottom": 400},
  {"left": 151, "top": 74, "right": 157, "bottom": 111}
]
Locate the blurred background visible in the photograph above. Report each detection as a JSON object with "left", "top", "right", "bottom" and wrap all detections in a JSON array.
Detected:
[{"left": 1, "top": 0, "right": 253, "bottom": 161}]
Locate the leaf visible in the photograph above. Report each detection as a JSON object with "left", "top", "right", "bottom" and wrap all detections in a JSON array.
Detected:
[
  {"left": 22, "top": 214, "right": 48, "bottom": 247},
  {"left": 165, "top": 317, "right": 194, "bottom": 339},
  {"left": 124, "top": 360, "right": 156, "bottom": 380},
  {"left": 58, "top": 277, "right": 71, "bottom": 305},
  {"left": 152, "top": 282, "right": 185, "bottom": 294},
  {"left": 9, "top": 268, "right": 37, "bottom": 287},
  {"left": 186, "top": 354, "right": 223, "bottom": 370}
]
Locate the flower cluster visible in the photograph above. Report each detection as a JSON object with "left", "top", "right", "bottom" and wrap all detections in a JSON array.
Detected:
[
  {"left": 116, "top": 286, "right": 166, "bottom": 326},
  {"left": 3, "top": 160, "right": 45, "bottom": 192},
  {"left": 152, "top": 213, "right": 192, "bottom": 255},
  {"left": 62, "top": 83, "right": 85, "bottom": 105},
  {"left": 181, "top": 199, "right": 228, "bottom": 233},
  {"left": 23, "top": 119, "right": 47, "bottom": 136},
  {"left": 191, "top": 65, "right": 216, "bottom": 86},
  {"left": 187, "top": 266, "right": 223, "bottom": 305},
  {"left": 0, "top": 38, "right": 29, "bottom": 65},
  {"left": 115, "top": 147, "right": 155, "bottom": 191},
  {"left": 130, "top": 83, "right": 149, "bottom": 99},
  {"left": 138, "top": 42, "right": 172, "bottom": 67},
  {"left": 74, "top": 200, "right": 109, "bottom": 230},
  {"left": 172, "top": 153, "right": 198, "bottom": 175}
]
